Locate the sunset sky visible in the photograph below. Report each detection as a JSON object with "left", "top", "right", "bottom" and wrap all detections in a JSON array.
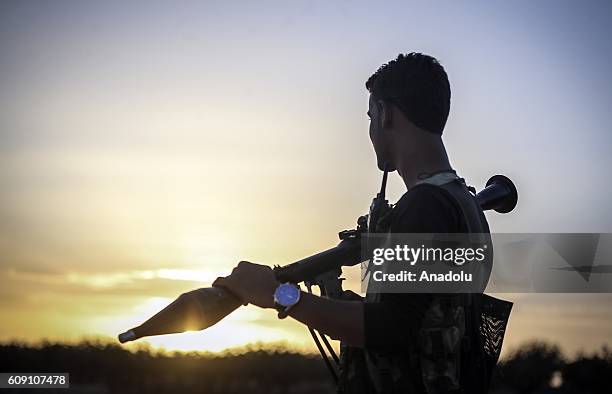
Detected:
[{"left": 1, "top": 1, "right": 612, "bottom": 356}]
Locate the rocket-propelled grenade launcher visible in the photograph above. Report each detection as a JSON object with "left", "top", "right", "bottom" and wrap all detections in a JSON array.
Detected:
[{"left": 118, "top": 174, "right": 518, "bottom": 344}]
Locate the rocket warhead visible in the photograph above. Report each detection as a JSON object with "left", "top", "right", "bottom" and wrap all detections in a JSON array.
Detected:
[{"left": 117, "top": 287, "right": 241, "bottom": 344}]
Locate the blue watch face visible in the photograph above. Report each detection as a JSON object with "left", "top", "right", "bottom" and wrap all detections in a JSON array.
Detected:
[{"left": 275, "top": 283, "right": 300, "bottom": 307}]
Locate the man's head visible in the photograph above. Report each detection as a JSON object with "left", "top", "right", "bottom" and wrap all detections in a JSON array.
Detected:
[{"left": 366, "top": 53, "right": 451, "bottom": 171}]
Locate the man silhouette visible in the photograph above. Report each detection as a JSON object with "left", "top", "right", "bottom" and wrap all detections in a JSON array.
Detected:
[{"left": 215, "top": 53, "right": 491, "bottom": 393}]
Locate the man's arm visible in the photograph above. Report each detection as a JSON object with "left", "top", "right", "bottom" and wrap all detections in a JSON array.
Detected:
[
  {"left": 287, "top": 291, "right": 364, "bottom": 347},
  {"left": 212, "top": 261, "right": 365, "bottom": 347}
]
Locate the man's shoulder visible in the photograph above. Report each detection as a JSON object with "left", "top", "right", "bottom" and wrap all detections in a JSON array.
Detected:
[
  {"left": 394, "top": 183, "right": 460, "bottom": 215},
  {"left": 390, "top": 183, "right": 463, "bottom": 233}
]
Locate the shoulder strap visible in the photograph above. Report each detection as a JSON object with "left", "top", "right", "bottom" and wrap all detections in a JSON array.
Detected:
[{"left": 417, "top": 173, "right": 490, "bottom": 234}]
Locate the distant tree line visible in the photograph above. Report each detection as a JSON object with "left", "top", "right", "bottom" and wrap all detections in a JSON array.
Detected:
[
  {"left": 491, "top": 342, "right": 611, "bottom": 394},
  {"left": 0, "top": 340, "right": 610, "bottom": 393}
]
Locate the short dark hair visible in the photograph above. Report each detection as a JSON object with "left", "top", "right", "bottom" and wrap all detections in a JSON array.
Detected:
[{"left": 366, "top": 53, "right": 450, "bottom": 135}]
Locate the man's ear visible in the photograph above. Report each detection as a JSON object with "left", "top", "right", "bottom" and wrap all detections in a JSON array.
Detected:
[{"left": 376, "top": 99, "right": 392, "bottom": 129}]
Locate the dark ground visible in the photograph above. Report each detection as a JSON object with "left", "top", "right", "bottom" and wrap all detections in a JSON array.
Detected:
[{"left": 0, "top": 341, "right": 610, "bottom": 393}]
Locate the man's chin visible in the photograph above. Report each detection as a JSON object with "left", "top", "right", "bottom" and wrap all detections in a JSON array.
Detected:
[{"left": 378, "top": 160, "right": 396, "bottom": 172}]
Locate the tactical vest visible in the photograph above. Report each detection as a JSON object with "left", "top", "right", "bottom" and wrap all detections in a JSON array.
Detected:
[{"left": 338, "top": 173, "right": 512, "bottom": 394}]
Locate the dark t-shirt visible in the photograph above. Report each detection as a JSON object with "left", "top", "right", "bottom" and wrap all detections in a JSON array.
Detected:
[{"left": 364, "top": 183, "right": 467, "bottom": 348}]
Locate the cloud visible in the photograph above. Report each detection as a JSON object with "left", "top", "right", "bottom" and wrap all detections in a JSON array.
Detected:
[{"left": 0, "top": 268, "right": 216, "bottom": 299}]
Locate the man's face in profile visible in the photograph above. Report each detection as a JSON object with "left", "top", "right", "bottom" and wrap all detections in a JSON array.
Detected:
[{"left": 368, "top": 94, "right": 389, "bottom": 171}]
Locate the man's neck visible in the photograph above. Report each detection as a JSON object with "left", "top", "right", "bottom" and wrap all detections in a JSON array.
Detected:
[{"left": 395, "top": 142, "right": 452, "bottom": 190}]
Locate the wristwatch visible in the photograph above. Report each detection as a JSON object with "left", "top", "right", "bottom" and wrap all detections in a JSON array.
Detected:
[{"left": 273, "top": 282, "right": 301, "bottom": 319}]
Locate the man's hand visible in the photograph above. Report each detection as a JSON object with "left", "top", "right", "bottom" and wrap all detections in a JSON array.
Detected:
[
  {"left": 213, "top": 261, "right": 279, "bottom": 309},
  {"left": 215, "top": 261, "right": 365, "bottom": 346}
]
